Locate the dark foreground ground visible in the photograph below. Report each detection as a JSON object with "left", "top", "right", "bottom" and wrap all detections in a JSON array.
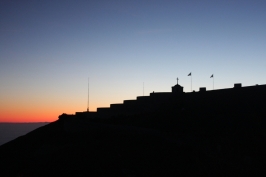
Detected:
[{"left": 0, "top": 109, "right": 266, "bottom": 177}]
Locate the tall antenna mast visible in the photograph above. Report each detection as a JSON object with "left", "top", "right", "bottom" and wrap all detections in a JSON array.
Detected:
[{"left": 87, "top": 77, "right": 89, "bottom": 111}]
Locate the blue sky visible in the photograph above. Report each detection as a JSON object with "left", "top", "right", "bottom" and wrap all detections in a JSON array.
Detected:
[{"left": 1, "top": 0, "right": 266, "bottom": 121}]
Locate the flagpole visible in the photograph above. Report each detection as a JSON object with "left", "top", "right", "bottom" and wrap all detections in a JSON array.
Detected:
[
  {"left": 210, "top": 74, "right": 214, "bottom": 90},
  {"left": 143, "top": 82, "right": 144, "bottom": 96},
  {"left": 188, "top": 72, "right": 192, "bottom": 92},
  {"left": 191, "top": 74, "right": 192, "bottom": 92},
  {"left": 213, "top": 76, "right": 214, "bottom": 90}
]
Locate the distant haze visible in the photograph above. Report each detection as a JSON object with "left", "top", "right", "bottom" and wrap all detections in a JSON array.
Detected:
[{"left": 0, "top": 123, "right": 49, "bottom": 146}]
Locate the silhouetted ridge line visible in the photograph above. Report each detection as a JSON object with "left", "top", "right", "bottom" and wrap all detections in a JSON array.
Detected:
[
  {"left": 59, "top": 82, "right": 266, "bottom": 120},
  {"left": 1, "top": 82, "right": 266, "bottom": 176}
]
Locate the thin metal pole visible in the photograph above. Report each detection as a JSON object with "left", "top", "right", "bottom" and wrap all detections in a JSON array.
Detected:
[
  {"left": 191, "top": 74, "right": 192, "bottom": 92},
  {"left": 213, "top": 76, "right": 214, "bottom": 90},
  {"left": 87, "top": 77, "right": 89, "bottom": 111},
  {"left": 143, "top": 82, "right": 144, "bottom": 96}
]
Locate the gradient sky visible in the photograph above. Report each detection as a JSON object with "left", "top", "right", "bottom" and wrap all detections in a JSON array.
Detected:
[{"left": 1, "top": 0, "right": 266, "bottom": 122}]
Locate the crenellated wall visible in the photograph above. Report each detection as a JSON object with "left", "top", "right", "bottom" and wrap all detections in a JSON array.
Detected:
[{"left": 59, "top": 83, "right": 266, "bottom": 120}]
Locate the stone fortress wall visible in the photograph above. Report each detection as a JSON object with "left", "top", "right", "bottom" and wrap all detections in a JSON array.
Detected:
[{"left": 60, "top": 83, "right": 266, "bottom": 120}]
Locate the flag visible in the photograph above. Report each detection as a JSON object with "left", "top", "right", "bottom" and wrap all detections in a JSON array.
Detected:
[
  {"left": 210, "top": 74, "right": 213, "bottom": 78},
  {"left": 188, "top": 72, "right": 191, "bottom": 76}
]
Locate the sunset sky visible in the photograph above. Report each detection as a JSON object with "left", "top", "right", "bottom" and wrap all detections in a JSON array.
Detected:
[{"left": 1, "top": 0, "right": 266, "bottom": 122}]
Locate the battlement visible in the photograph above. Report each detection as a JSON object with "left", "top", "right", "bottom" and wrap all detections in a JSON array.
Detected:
[{"left": 60, "top": 82, "right": 266, "bottom": 120}]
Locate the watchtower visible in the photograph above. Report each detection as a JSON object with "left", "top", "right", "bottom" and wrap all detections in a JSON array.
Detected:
[{"left": 172, "top": 78, "right": 184, "bottom": 94}]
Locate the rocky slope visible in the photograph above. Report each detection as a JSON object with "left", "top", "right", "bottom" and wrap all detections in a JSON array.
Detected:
[{"left": 0, "top": 108, "right": 266, "bottom": 176}]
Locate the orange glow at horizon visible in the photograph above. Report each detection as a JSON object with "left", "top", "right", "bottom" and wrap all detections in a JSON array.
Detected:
[
  {"left": 0, "top": 80, "right": 128, "bottom": 122},
  {"left": 0, "top": 103, "right": 101, "bottom": 122}
]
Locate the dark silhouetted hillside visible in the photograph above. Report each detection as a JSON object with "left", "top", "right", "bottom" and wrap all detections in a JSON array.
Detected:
[{"left": 0, "top": 84, "right": 266, "bottom": 176}]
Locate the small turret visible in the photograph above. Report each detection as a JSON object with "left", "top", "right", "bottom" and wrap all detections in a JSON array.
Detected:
[
  {"left": 234, "top": 83, "right": 242, "bottom": 88},
  {"left": 172, "top": 77, "right": 184, "bottom": 93}
]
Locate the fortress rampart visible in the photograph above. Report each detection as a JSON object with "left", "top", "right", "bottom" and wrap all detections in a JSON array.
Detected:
[{"left": 59, "top": 83, "right": 266, "bottom": 120}]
